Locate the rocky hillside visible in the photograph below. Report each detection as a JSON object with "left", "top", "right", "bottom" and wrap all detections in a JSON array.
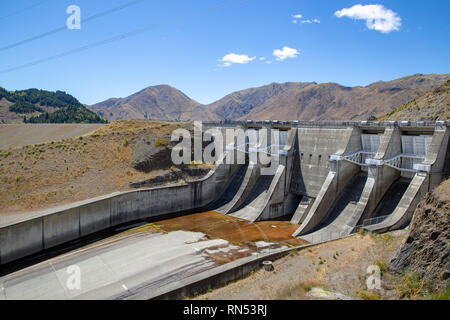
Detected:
[
  {"left": 90, "top": 85, "right": 217, "bottom": 122},
  {"left": 389, "top": 179, "right": 450, "bottom": 292},
  {"left": 89, "top": 73, "right": 450, "bottom": 121},
  {"left": 380, "top": 80, "right": 450, "bottom": 121}
]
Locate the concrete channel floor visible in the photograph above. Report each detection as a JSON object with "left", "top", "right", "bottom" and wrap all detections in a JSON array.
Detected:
[
  {"left": 0, "top": 231, "right": 232, "bottom": 299},
  {"left": 0, "top": 211, "right": 307, "bottom": 300}
]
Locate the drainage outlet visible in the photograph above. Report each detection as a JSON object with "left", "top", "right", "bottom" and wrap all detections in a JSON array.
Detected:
[{"left": 262, "top": 260, "right": 274, "bottom": 271}]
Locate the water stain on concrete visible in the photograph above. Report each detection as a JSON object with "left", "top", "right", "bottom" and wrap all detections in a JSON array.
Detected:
[
  {"left": 126, "top": 211, "right": 308, "bottom": 265},
  {"left": 153, "top": 211, "right": 306, "bottom": 245}
]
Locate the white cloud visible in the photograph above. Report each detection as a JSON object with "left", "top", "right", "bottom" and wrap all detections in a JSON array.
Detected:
[
  {"left": 220, "top": 53, "right": 256, "bottom": 67},
  {"left": 301, "top": 19, "right": 320, "bottom": 24},
  {"left": 259, "top": 57, "right": 266, "bottom": 61},
  {"left": 334, "top": 4, "right": 401, "bottom": 33},
  {"left": 293, "top": 13, "right": 320, "bottom": 25},
  {"left": 273, "top": 47, "right": 299, "bottom": 61}
]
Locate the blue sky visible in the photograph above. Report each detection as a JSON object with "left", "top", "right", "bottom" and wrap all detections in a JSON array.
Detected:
[{"left": 1, "top": 0, "right": 449, "bottom": 105}]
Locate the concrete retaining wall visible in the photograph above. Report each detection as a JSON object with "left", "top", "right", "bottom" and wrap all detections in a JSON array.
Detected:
[
  {"left": 423, "top": 127, "right": 449, "bottom": 189},
  {"left": 292, "top": 127, "right": 362, "bottom": 236},
  {"left": 296, "top": 127, "right": 361, "bottom": 198},
  {"left": 0, "top": 161, "right": 236, "bottom": 265},
  {"left": 117, "top": 246, "right": 305, "bottom": 300},
  {"left": 358, "top": 127, "right": 401, "bottom": 222},
  {"left": 365, "top": 173, "right": 428, "bottom": 233}
]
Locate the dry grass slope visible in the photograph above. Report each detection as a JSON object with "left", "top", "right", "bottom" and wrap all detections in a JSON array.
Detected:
[
  {"left": 379, "top": 80, "right": 450, "bottom": 121},
  {"left": 0, "top": 120, "right": 190, "bottom": 216}
]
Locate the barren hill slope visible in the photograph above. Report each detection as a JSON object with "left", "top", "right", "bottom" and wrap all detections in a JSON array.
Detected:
[
  {"left": 90, "top": 85, "right": 217, "bottom": 122},
  {"left": 242, "top": 74, "right": 450, "bottom": 121},
  {"left": 206, "top": 82, "right": 313, "bottom": 120},
  {"left": 0, "top": 121, "right": 208, "bottom": 215},
  {"left": 90, "top": 74, "right": 450, "bottom": 122},
  {"left": 380, "top": 80, "right": 450, "bottom": 121},
  {"left": 0, "top": 124, "right": 103, "bottom": 149}
]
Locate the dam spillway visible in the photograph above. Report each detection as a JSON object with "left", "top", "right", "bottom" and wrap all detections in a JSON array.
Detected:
[{"left": 0, "top": 121, "right": 448, "bottom": 268}]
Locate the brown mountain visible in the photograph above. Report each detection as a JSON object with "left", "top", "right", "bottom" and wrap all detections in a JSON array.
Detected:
[
  {"left": 240, "top": 74, "right": 450, "bottom": 121},
  {"left": 89, "top": 74, "right": 450, "bottom": 122},
  {"left": 379, "top": 80, "right": 450, "bottom": 121},
  {"left": 90, "top": 85, "right": 217, "bottom": 122},
  {"left": 206, "top": 82, "right": 314, "bottom": 120}
]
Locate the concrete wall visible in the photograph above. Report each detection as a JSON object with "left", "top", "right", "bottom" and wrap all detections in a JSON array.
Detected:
[
  {"left": 423, "top": 126, "right": 449, "bottom": 190},
  {"left": 293, "top": 127, "right": 362, "bottom": 236},
  {"left": 0, "top": 159, "right": 236, "bottom": 265},
  {"left": 295, "top": 127, "right": 361, "bottom": 198},
  {"left": 364, "top": 127, "right": 448, "bottom": 233},
  {"left": 256, "top": 129, "right": 297, "bottom": 220},
  {"left": 365, "top": 173, "right": 428, "bottom": 233},
  {"left": 358, "top": 127, "right": 401, "bottom": 222},
  {"left": 256, "top": 164, "right": 286, "bottom": 221}
]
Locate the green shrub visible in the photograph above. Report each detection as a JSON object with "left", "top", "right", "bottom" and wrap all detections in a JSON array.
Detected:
[
  {"left": 432, "top": 282, "right": 450, "bottom": 300},
  {"left": 396, "top": 272, "right": 429, "bottom": 299},
  {"left": 155, "top": 138, "right": 168, "bottom": 147},
  {"left": 374, "top": 260, "right": 388, "bottom": 274},
  {"left": 360, "top": 290, "right": 380, "bottom": 300}
]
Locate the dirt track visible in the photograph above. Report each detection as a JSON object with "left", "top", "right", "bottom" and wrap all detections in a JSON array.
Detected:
[{"left": 0, "top": 124, "right": 103, "bottom": 149}]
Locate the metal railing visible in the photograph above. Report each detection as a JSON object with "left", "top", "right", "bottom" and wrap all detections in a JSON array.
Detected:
[
  {"left": 306, "top": 229, "right": 351, "bottom": 244},
  {"left": 384, "top": 154, "right": 426, "bottom": 173},
  {"left": 203, "top": 120, "right": 448, "bottom": 128},
  {"left": 230, "top": 142, "right": 288, "bottom": 156},
  {"left": 331, "top": 150, "right": 376, "bottom": 166},
  {"left": 350, "top": 215, "right": 390, "bottom": 233}
]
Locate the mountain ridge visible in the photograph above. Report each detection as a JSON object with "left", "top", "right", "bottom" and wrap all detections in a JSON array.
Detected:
[{"left": 89, "top": 73, "right": 450, "bottom": 122}]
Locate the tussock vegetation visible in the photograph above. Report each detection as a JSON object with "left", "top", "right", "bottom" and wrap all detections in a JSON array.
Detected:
[
  {"left": 378, "top": 80, "right": 450, "bottom": 121},
  {"left": 395, "top": 271, "right": 434, "bottom": 299},
  {"left": 0, "top": 120, "right": 189, "bottom": 215},
  {"left": 359, "top": 290, "right": 381, "bottom": 300},
  {"left": 432, "top": 282, "right": 450, "bottom": 300},
  {"left": 274, "top": 277, "right": 326, "bottom": 300}
]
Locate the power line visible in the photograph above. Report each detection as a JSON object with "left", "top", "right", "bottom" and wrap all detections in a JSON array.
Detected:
[
  {"left": 0, "top": 0, "right": 246, "bottom": 75},
  {"left": 0, "top": 0, "right": 51, "bottom": 21},
  {"left": 0, "top": 0, "right": 145, "bottom": 51}
]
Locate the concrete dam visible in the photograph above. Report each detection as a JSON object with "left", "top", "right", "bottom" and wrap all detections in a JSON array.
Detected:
[{"left": 0, "top": 120, "right": 448, "bottom": 299}]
